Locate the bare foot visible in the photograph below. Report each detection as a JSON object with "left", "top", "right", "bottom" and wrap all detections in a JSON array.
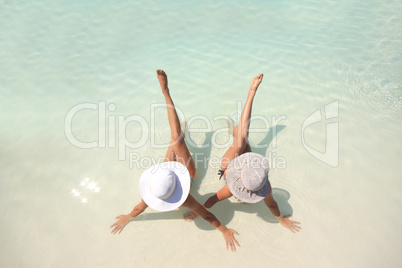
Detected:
[
  {"left": 156, "top": 69, "right": 169, "bottom": 95},
  {"left": 249, "top": 73, "right": 263, "bottom": 94},
  {"left": 183, "top": 211, "right": 200, "bottom": 222}
]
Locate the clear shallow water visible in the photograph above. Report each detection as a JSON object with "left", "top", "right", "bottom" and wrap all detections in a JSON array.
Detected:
[{"left": 0, "top": 0, "right": 401, "bottom": 267}]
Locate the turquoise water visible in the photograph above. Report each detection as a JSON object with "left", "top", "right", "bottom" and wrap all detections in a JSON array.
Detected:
[{"left": 1, "top": 1, "right": 401, "bottom": 267}]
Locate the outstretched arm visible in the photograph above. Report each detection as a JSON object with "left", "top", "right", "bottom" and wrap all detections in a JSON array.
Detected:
[
  {"left": 110, "top": 199, "right": 148, "bottom": 234},
  {"left": 182, "top": 194, "right": 240, "bottom": 252},
  {"left": 263, "top": 184, "right": 301, "bottom": 233},
  {"left": 220, "top": 74, "right": 263, "bottom": 169},
  {"left": 205, "top": 184, "right": 233, "bottom": 208},
  {"left": 183, "top": 184, "right": 232, "bottom": 221}
]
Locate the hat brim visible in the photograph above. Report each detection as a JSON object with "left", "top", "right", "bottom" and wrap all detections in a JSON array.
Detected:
[
  {"left": 139, "top": 161, "right": 191, "bottom": 211},
  {"left": 226, "top": 153, "right": 270, "bottom": 203}
]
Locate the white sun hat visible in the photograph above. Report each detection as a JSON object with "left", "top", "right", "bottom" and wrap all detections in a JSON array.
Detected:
[
  {"left": 226, "top": 152, "right": 270, "bottom": 203},
  {"left": 139, "top": 161, "right": 191, "bottom": 211}
]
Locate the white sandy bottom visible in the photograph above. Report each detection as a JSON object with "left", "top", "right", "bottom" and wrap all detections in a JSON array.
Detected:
[{"left": 0, "top": 0, "right": 401, "bottom": 267}]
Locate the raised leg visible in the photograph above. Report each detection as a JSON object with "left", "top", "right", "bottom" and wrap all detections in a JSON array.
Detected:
[
  {"left": 228, "top": 125, "right": 252, "bottom": 154},
  {"left": 220, "top": 73, "right": 263, "bottom": 171},
  {"left": 157, "top": 69, "right": 196, "bottom": 181},
  {"left": 183, "top": 73, "right": 263, "bottom": 223}
]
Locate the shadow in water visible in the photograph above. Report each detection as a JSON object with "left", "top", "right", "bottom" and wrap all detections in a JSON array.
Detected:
[
  {"left": 191, "top": 188, "right": 293, "bottom": 231},
  {"left": 131, "top": 125, "right": 290, "bottom": 229},
  {"left": 132, "top": 188, "right": 294, "bottom": 232},
  {"left": 250, "top": 125, "right": 286, "bottom": 156},
  {"left": 185, "top": 130, "right": 215, "bottom": 193}
]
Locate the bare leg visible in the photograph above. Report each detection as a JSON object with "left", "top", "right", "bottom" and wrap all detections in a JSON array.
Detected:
[
  {"left": 157, "top": 69, "right": 196, "bottom": 181},
  {"left": 220, "top": 73, "right": 263, "bottom": 171},
  {"left": 228, "top": 124, "right": 252, "bottom": 154},
  {"left": 184, "top": 73, "right": 263, "bottom": 222}
]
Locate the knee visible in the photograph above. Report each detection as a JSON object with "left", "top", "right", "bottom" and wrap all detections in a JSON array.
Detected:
[
  {"left": 233, "top": 125, "right": 238, "bottom": 135},
  {"left": 233, "top": 136, "right": 247, "bottom": 149},
  {"left": 233, "top": 126, "right": 248, "bottom": 139},
  {"left": 171, "top": 131, "right": 184, "bottom": 143}
]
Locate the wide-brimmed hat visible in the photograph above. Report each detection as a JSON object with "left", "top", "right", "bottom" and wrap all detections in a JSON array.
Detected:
[
  {"left": 139, "top": 161, "right": 191, "bottom": 211},
  {"left": 226, "top": 152, "right": 270, "bottom": 203}
]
